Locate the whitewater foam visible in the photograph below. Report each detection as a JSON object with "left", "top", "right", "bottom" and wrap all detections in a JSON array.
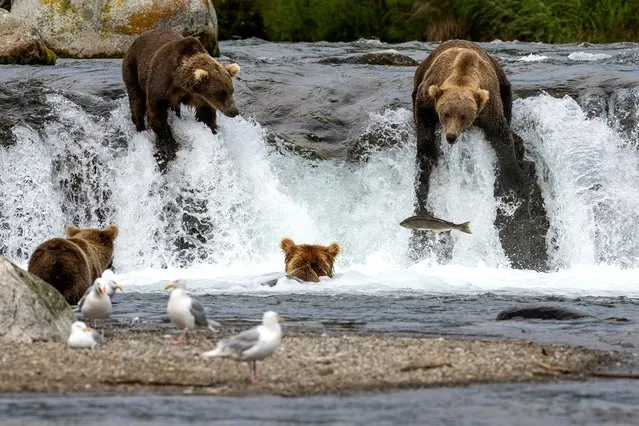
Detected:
[{"left": 1, "top": 89, "right": 638, "bottom": 298}]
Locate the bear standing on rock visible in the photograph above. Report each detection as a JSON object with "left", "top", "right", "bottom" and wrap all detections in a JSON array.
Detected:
[
  {"left": 412, "top": 40, "right": 549, "bottom": 270},
  {"left": 122, "top": 29, "right": 241, "bottom": 171},
  {"left": 27, "top": 225, "right": 119, "bottom": 305}
]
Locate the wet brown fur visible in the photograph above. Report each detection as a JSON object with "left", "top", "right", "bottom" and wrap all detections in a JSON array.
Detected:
[
  {"left": 412, "top": 40, "right": 525, "bottom": 217},
  {"left": 121, "top": 29, "right": 240, "bottom": 170},
  {"left": 280, "top": 238, "right": 340, "bottom": 283},
  {"left": 27, "top": 225, "right": 119, "bottom": 305}
]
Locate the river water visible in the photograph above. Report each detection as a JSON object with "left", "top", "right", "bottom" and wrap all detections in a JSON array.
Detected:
[{"left": 0, "top": 39, "right": 638, "bottom": 424}]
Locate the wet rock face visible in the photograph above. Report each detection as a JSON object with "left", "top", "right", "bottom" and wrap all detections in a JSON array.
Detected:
[
  {"left": 0, "top": 82, "right": 56, "bottom": 147},
  {"left": 320, "top": 50, "right": 419, "bottom": 66},
  {"left": 10, "top": 0, "right": 219, "bottom": 58},
  {"left": 0, "top": 256, "right": 75, "bottom": 344},
  {"left": 0, "top": 9, "right": 57, "bottom": 65},
  {"left": 495, "top": 132, "right": 550, "bottom": 272},
  {"left": 496, "top": 305, "right": 593, "bottom": 321}
]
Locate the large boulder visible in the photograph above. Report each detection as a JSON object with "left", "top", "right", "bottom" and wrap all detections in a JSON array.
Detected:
[
  {"left": 0, "top": 9, "right": 57, "bottom": 65},
  {"left": 10, "top": 0, "right": 219, "bottom": 58},
  {"left": 0, "top": 256, "right": 74, "bottom": 343}
]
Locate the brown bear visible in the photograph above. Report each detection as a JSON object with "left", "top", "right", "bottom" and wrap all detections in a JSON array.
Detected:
[
  {"left": 27, "top": 224, "right": 119, "bottom": 305},
  {"left": 280, "top": 238, "right": 340, "bottom": 283},
  {"left": 411, "top": 40, "right": 549, "bottom": 270},
  {"left": 412, "top": 39, "right": 526, "bottom": 211},
  {"left": 121, "top": 29, "right": 241, "bottom": 171}
]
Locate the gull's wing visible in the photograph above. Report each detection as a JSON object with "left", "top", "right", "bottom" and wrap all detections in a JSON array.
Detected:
[
  {"left": 223, "top": 326, "right": 261, "bottom": 352},
  {"left": 75, "top": 284, "right": 95, "bottom": 311},
  {"left": 91, "top": 329, "right": 104, "bottom": 347},
  {"left": 189, "top": 298, "right": 209, "bottom": 327}
]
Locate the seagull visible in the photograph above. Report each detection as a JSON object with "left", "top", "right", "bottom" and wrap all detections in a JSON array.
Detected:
[
  {"left": 67, "top": 321, "right": 104, "bottom": 349},
  {"left": 201, "top": 311, "right": 283, "bottom": 384},
  {"left": 164, "top": 280, "right": 220, "bottom": 345},
  {"left": 77, "top": 278, "right": 123, "bottom": 330}
]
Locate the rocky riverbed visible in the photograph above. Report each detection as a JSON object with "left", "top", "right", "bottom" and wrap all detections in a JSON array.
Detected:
[{"left": 0, "top": 328, "right": 621, "bottom": 396}]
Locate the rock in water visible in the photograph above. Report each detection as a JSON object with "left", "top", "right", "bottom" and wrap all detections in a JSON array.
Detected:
[
  {"left": 496, "top": 304, "right": 593, "bottom": 321},
  {"left": 10, "top": 0, "right": 219, "bottom": 58},
  {"left": 0, "top": 256, "right": 75, "bottom": 343},
  {"left": 0, "top": 9, "right": 57, "bottom": 65},
  {"left": 319, "top": 50, "right": 418, "bottom": 66}
]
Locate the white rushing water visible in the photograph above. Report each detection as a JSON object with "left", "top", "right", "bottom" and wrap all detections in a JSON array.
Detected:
[{"left": 1, "top": 91, "right": 638, "bottom": 297}]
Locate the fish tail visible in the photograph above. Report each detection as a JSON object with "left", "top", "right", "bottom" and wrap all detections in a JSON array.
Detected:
[{"left": 460, "top": 222, "right": 472, "bottom": 234}]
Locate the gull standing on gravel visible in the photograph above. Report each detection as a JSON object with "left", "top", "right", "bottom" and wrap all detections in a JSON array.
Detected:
[
  {"left": 67, "top": 321, "right": 104, "bottom": 349},
  {"left": 164, "top": 280, "right": 220, "bottom": 345},
  {"left": 201, "top": 311, "right": 283, "bottom": 384},
  {"left": 77, "top": 277, "right": 123, "bottom": 330}
]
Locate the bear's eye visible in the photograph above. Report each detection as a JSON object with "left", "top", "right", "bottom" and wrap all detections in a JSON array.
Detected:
[
  {"left": 444, "top": 112, "right": 451, "bottom": 119},
  {"left": 460, "top": 114, "right": 467, "bottom": 121},
  {"left": 216, "top": 92, "right": 227, "bottom": 102}
]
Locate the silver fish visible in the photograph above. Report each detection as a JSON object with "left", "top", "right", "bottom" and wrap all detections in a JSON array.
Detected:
[{"left": 399, "top": 214, "right": 472, "bottom": 234}]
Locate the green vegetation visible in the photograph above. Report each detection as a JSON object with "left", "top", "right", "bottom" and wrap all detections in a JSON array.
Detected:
[{"left": 215, "top": 0, "right": 638, "bottom": 43}]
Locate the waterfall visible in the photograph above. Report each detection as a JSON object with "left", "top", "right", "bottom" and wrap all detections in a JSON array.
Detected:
[{"left": 1, "top": 87, "right": 638, "bottom": 283}]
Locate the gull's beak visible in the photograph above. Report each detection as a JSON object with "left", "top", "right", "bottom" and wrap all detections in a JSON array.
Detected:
[
  {"left": 97, "top": 287, "right": 105, "bottom": 296},
  {"left": 115, "top": 283, "right": 124, "bottom": 292},
  {"left": 83, "top": 327, "right": 93, "bottom": 332},
  {"left": 164, "top": 282, "right": 175, "bottom": 291},
  {"left": 279, "top": 315, "right": 285, "bottom": 322}
]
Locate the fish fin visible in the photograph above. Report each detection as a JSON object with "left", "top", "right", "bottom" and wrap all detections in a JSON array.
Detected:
[{"left": 460, "top": 222, "right": 472, "bottom": 234}]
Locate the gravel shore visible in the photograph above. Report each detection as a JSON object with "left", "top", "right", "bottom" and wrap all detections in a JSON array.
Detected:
[{"left": 0, "top": 329, "right": 620, "bottom": 396}]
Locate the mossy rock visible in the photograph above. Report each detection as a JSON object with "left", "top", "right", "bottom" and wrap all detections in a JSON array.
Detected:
[
  {"left": 0, "top": 41, "right": 57, "bottom": 65},
  {"left": 10, "top": 0, "right": 219, "bottom": 58}
]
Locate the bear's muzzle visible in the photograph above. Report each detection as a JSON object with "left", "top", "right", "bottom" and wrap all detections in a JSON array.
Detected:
[{"left": 224, "top": 106, "right": 239, "bottom": 117}]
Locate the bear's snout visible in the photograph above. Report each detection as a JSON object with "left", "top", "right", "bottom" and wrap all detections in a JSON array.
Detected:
[
  {"left": 446, "top": 133, "right": 458, "bottom": 144},
  {"left": 225, "top": 106, "right": 239, "bottom": 118}
]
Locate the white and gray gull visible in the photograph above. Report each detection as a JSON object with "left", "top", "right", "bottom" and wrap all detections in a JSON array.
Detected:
[
  {"left": 164, "top": 280, "right": 220, "bottom": 345},
  {"left": 67, "top": 321, "right": 104, "bottom": 349},
  {"left": 201, "top": 311, "right": 283, "bottom": 384},
  {"left": 76, "top": 277, "right": 123, "bottom": 329}
]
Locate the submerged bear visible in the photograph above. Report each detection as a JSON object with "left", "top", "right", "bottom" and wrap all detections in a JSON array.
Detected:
[
  {"left": 122, "top": 29, "right": 241, "bottom": 171},
  {"left": 411, "top": 39, "right": 549, "bottom": 271},
  {"left": 280, "top": 238, "right": 340, "bottom": 283}
]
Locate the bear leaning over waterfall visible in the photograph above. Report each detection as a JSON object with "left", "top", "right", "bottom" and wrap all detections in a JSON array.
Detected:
[
  {"left": 410, "top": 40, "right": 550, "bottom": 271},
  {"left": 122, "top": 29, "right": 241, "bottom": 171},
  {"left": 412, "top": 39, "right": 527, "bottom": 212}
]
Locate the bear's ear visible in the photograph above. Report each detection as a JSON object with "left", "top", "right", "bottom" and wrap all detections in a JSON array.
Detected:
[
  {"left": 474, "top": 89, "right": 490, "bottom": 113},
  {"left": 325, "top": 242, "right": 340, "bottom": 258},
  {"left": 225, "top": 63, "right": 240, "bottom": 77},
  {"left": 178, "top": 37, "right": 205, "bottom": 57},
  {"left": 428, "top": 85, "right": 443, "bottom": 101},
  {"left": 66, "top": 225, "right": 81, "bottom": 237},
  {"left": 103, "top": 224, "right": 119, "bottom": 240},
  {"left": 280, "top": 238, "right": 296, "bottom": 254},
  {"left": 194, "top": 68, "right": 209, "bottom": 82}
]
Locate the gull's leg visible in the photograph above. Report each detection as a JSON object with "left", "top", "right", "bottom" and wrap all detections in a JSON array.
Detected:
[
  {"left": 173, "top": 328, "right": 188, "bottom": 346},
  {"left": 250, "top": 361, "right": 263, "bottom": 384}
]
